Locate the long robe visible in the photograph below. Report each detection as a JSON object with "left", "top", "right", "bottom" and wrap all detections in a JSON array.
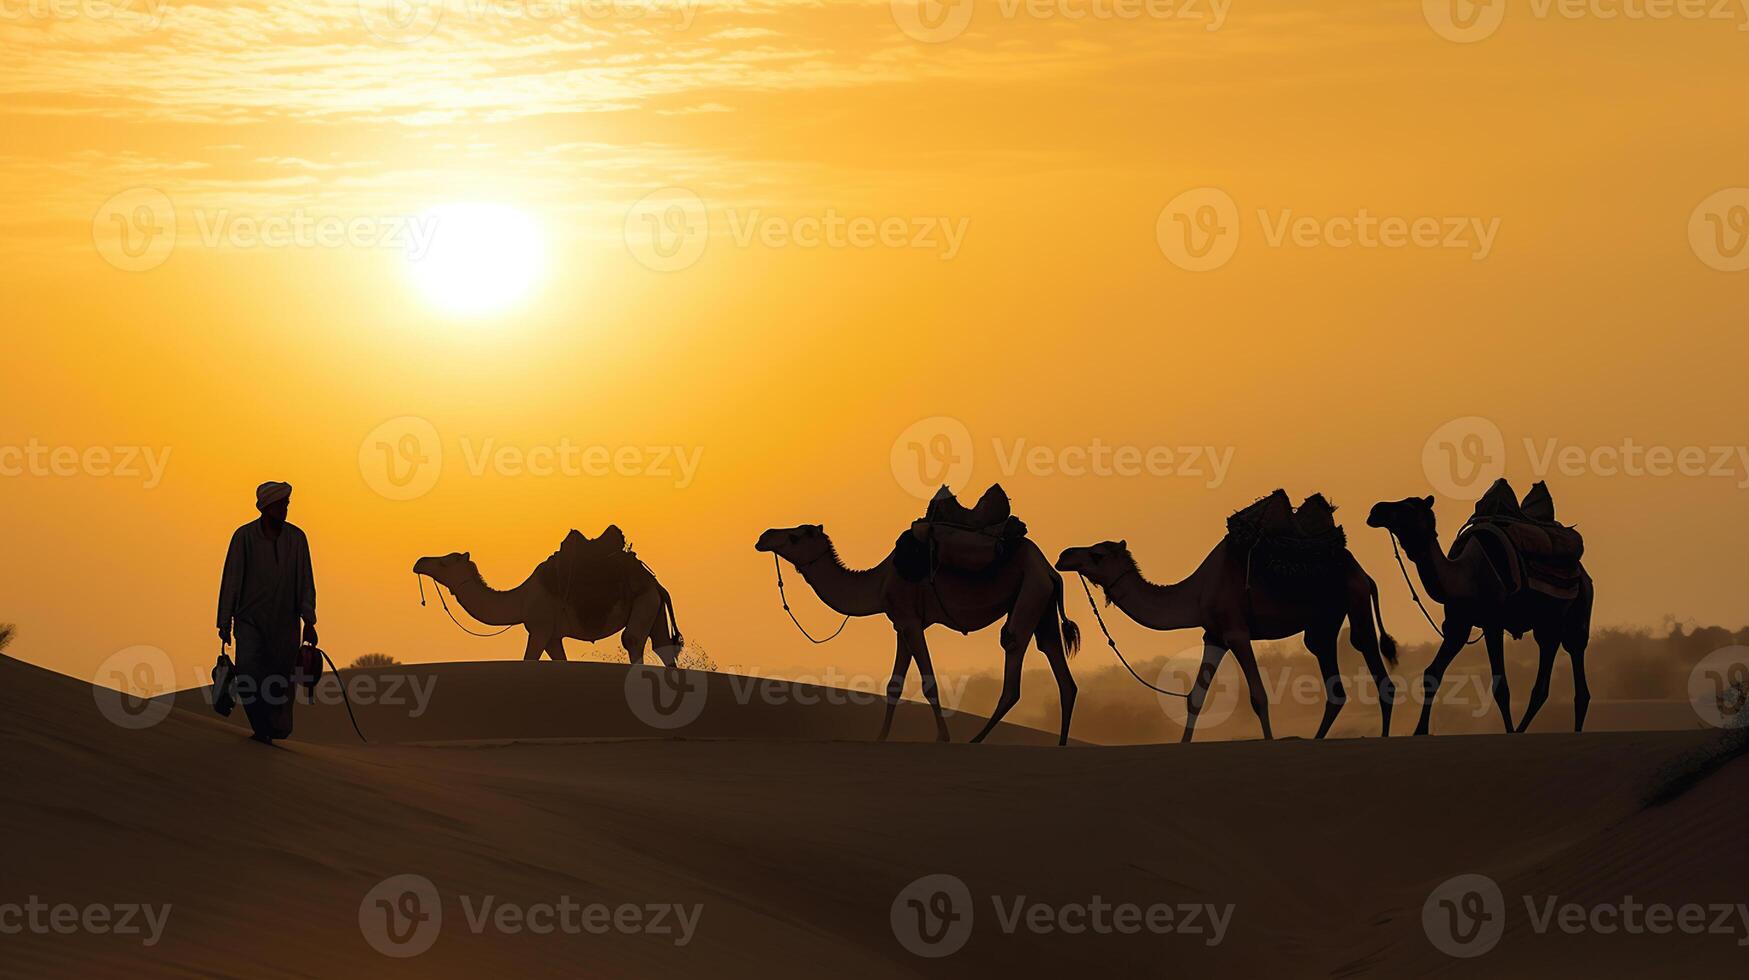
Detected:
[{"left": 217, "top": 519, "right": 316, "bottom": 739}]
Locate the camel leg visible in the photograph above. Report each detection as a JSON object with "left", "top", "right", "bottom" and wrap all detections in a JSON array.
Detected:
[
  {"left": 1485, "top": 629, "right": 1515, "bottom": 734},
  {"left": 522, "top": 628, "right": 546, "bottom": 662},
  {"left": 621, "top": 590, "right": 663, "bottom": 666},
  {"left": 1415, "top": 626, "right": 1472, "bottom": 736},
  {"left": 905, "top": 626, "right": 951, "bottom": 743},
  {"left": 1226, "top": 635, "right": 1274, "bottom": 741},
  {"left": 877, "top": 628, "right": 916, "bottom": 743},
  {"left": 646, "top": 596, "right": 682, "bottom": 669},
  {"left": 1347, "top": 595, "right": 1396, "bottom": 737},
  {"left": 1306, "top": 627, "right": 1346, "bottom": 741},
  {"left": 1566, "top": 584, "right": 1594, "bottom": 732},
  {"left": 1034, "top": 615, "right": 1077, "bottom": 746},
  {"left": 970, "top": 641, "right": 1025, "bottom": 744},
  {"left": 1180, "top": 640, "right": 1228, "bottom": 745},
  {"left": 1516, "top": 629, "right": 1561, "bottom": 734},
  {"left": 546, "top": 637, "right": 568, "bottom": 662}
]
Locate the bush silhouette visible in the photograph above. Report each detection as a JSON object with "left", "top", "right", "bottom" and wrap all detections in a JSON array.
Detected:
[
  {"left": 349, "top": 652, "right": 400, "bottom": 668},
  {"left": 0, "top": 623, "right": 13, "bottom": 654}
]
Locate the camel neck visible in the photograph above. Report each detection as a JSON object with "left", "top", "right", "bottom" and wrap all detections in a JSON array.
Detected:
[
  {"left": 795, "top": 546, "right": 888, "bottom": 618},
  {"left": 1104, "top": 560, "right": 1205, "bottom": 632},
  {"left": 447, "top": 571, "right": 528, "bottom": 626},
  {"left": 1400, "top": 530, "right": 1464, "bottom": 605}
]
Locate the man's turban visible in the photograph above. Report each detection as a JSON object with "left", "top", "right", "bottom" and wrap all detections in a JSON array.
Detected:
[{"left": 256, "top": 481, "right": 293, "bottom": 509}]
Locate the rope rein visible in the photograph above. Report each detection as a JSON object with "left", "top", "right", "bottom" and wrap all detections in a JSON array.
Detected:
[
  {"left": 1385, "top": 532, "right": 1482, "bottom": 647},
  {"left": 1076, "top": 575, "right": 1190, "bottom": 699},
  {"left": 774, "top": 555, "right": 849, "bottom": 644},
  {"left": 418, "top": 574, "right": 517, "bottom": 637}
]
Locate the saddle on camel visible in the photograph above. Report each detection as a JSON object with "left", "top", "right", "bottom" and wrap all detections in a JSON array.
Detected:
[
  {"left": 1224, "top": 489, "right": 1350, "bottom": 584},
  {"left": 895, "top": 484, "right": 1030, "bottom": 582},
  {"left": 1456, "top": 479, "right": 1586, "bottom": 600},
  {"left": 534, "top": 525, "right": 649, "bottom": 629}
]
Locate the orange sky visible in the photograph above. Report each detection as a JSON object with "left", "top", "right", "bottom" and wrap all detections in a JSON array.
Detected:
[{"left": 2, "top": 0, "right": 1747, "bottom": 690}]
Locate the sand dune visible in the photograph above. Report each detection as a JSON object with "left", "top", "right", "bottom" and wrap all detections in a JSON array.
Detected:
[{"left": 3, "top": 653, "right": 1744, "bottom": 978}]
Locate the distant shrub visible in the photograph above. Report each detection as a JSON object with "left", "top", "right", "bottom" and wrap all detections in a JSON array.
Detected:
[
  {"left": 0, "top": 623, "right": 13, "bottom": 653},
  {"left": 349, "top": 652, "right": 400, "bottom": 668}
]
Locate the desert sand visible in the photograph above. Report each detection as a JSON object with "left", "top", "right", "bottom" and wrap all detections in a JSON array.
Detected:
[{"left": 3, "top": 653, "right": 1744, "bottom": 978}]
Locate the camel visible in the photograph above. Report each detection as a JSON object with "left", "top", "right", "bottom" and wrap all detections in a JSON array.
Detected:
[
  {"left": 412, "top": 550, "right": 682, "bottom": 666},
  {"left": 1367, "top": 495, "right": 1594, "bottom": 735},
  {"left": 754, "top": 524, "right": 1082, "bottom": 745},
  {"left": 1054, "top": 529, "right": 1399, "bottom": 743}
]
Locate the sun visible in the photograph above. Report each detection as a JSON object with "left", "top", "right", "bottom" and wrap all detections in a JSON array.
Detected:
[{"left": 407, "top": 203, "right": 546, "bottom": 315}]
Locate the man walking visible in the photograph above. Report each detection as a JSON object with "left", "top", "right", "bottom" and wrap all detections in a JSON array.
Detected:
[{"left": 217, "top": 481, "right": 318, "bottom": 743}]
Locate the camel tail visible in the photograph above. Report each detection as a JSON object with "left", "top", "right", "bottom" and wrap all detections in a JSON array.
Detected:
[
  {"left": 660, "top": 587, "right": 683, "bottom": 653},
  {"left": 1371, "top": 580, "right": 1398, "bottom": 667},
  {"left": 1054, "top": 574, "right": 1082, "bottom": 658}
]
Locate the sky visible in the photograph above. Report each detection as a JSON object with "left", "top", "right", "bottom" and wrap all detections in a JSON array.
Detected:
[{"left": 2, "top": 0, "right": 1747, "bottom": 693}]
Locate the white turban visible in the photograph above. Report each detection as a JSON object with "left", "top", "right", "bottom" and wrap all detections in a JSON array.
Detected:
[{"left": 256, "top": 481, "right": 293, "bottom": 509}]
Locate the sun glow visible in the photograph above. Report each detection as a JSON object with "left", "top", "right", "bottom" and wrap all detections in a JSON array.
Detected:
[{"left": 407, "top": 203, "right": 546, "bottom": 315}]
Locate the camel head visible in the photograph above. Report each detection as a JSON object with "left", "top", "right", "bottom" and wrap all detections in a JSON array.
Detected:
[
  {"left": 755, "top": 524, "right": 832, "bottom": 568},
  {"left": 1054, "top": 540, "right": 1135, "bottom": 587},
  {"left": 413, "top": 551, "right": 477, "bottom": 588},
  {"left": 1366, "top": 496, "right": 1439, "bottom": 546}
]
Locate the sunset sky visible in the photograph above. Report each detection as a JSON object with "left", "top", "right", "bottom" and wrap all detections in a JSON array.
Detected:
[{"left": 2, "top": 0, "right": 1747, "bottom": 690}]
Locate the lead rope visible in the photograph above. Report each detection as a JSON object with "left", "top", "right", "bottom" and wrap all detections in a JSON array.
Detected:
[
  {"left": 317, "top": 648, "right": 368, "bottom": 743},
  {"left": 1076, "top": 574, "right": 1190, "bottom": 699},
  {"left": 774, "top": 556, "right": 849, "bottom": 644},
  {"left": 1385, "top": 533, "right": 1482, "bottom": 646},
  {"left": 418, "top": 574, "right": 516, "bottom": 638}
]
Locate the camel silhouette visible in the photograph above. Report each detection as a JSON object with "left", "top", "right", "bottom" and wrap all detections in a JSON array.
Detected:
[
  {"left": 755, "top": 524, "right": 1082, "bottom": 745},
  {"left": 1055, "top": 531, "right": 1398, "bottom": 743},
  {"left": 413, "top": 550, "right": 682, "bottom": 667},
  {"left": 1367, "top": 494, "right": 1594, "bottom": 734}
]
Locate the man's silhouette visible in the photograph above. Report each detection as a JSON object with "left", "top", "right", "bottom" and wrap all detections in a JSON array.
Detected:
[{"left": 217, "top": 481, "right": 318, "bottom": 744}]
